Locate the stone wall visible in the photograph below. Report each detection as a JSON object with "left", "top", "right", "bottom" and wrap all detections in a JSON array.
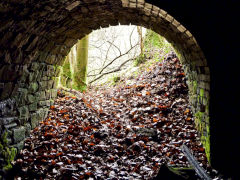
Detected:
[
  {"left": 0, "top": 62, "right": 60, "bottom": 150},
  {"left": 0, "top": 0, "right": 213, "bottom": 177}
]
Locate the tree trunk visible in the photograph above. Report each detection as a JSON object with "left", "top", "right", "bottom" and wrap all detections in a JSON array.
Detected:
[
  {"left": 137, "top": 26, "right": 143, "bottom": 54},
  {"left": 60, "top": 54, "right": 72, "bottom": 88},
  {"left": 72, "top": 35, "right": 89, "bottom": 91}
]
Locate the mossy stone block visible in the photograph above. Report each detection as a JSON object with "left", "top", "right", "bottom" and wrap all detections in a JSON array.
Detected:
[
  {"left": 27, "top": 94, "right": 36, "bottom": 104},
  {"left": 29, "top": 82, "right": 38, "bottom": 93},
  {"left": 30, "top": 113, "right": 38, "bottom": 128},
  {"left": 29, "top": 102, "right": 38, "bottom": 111},
  {"left": 18, "top": 106, "right": 29, "bottom": 119},
  {"left": 13, "top": 126, "right": 26, "bottom": 143}
]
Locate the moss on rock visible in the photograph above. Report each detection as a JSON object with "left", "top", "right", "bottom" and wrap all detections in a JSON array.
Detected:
[{"left": 0, "top": 131, "right": 17, "bottom": 173}]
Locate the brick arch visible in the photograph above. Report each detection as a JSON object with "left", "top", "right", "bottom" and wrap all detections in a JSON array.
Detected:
[{"left": 0, "top": 0, "right": 210, "bottom": 168}]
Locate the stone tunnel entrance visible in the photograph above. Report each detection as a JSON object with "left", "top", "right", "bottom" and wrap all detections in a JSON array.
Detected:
[{"left": 0, "top": 0, "right": 212, "bottom": 177}]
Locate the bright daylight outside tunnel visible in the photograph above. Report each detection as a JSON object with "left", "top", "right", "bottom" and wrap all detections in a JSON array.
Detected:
[{"left": 0, "top": 0, "right": 216, "bottom": 179}]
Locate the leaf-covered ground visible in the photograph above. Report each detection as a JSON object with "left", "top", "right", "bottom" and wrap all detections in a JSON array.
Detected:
[{"left": 13, "top": 53, "right": 219, "bottom": 179}]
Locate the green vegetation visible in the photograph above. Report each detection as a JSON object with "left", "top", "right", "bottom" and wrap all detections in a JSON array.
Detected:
[
  {"left": 134, "top": 29, "right": 173, "bottom": 68},
  {"left": 72, "top": 35, "right": 89, "bottom": 92},
  {"left": 134, "top": 54, "right": 146, "bottom": 66},
  {"left": 60, "top": 55, "right": 73, "bottom": 88},
  {"left": 144, "top": 29, "right": 172, "bottom": 58},
  {"left": 0, "top": 132, "right": 17, "bottom": 172},
  {"left": 60, "top": 36, "right": 89, "bottom": 92},
  {"left": 112, "top": 75, "right": 121, "bottom": 85}
]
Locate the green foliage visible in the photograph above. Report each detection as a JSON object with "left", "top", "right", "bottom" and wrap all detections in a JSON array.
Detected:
[
  {"left": 134, "top": 54, "right": 146, "bottom": 66},
  {"left": 60, "top": 56, "right": 73, "bottom": 88},
  {"left": 144, "top": 29, "right": 168, "bottom": 49},
  {"left": 112, "top": 76, "right": 120, "bottom": 84},
  {"left": 194, "top": 111, "right": 211, "bottom": 163},
  {"left": 62, "top": 59, "right": 72, "bottom": 79},
  {"left": 143, "top": 29, "right": 172, "bottom": 60},
  {"left": 0, "top": 131, "right": 17, "bottom": 172}
]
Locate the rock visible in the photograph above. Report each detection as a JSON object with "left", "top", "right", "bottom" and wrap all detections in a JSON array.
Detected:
[
  {"left": 4, "top": 123, "right": 17, "bottom": 129},
  {"left": 18, "top": 106, "right": 29, "bottom": 119},
  {"left": 29, "top": 82, "right": 38, "bottom": 93},
  {"left": 15, "top": 88, "right": 28, "bottom": 106},
  {"left": 25, "top": 123, "right": 31, "bottom": 137},
  {"left": 36, "top": 91, "right": 46, "bottom": 101},
  {"left": 0, "top": 117, "right": 16, "bottom": 125},
  {"left": 28, "top": 71, "right": 39, "bottom": 82},
  {"left": 45, "top": 90, "right": 51, "bottom": 99},
  {"left": 30, "top": 113, "right": 38, "bottom": 128},
  {"left": 136, "top": 128, "right": 157, "bottom": 138},
  {"left": 38, "top": 101, "right": 46, "bottom": 107},
  {"left": 47, "top": 80, "right": 54, "bottom": 89},
  {"left": 30, "top": 62, "right": 39, "bottom": 71},
  {"left": 28, "top": 102, "right": 37, "bottom": 111},
  {"left": 13, "top": 126, "right": 26, "bottom": 143},
  {"left": 47, "top": 65, "right": 55, "bottom": 76},
  {"left": 14, "top": 140, "right": 24, "bottom": 152},
  {"left": 27, "top": 94, "right": 36, "bottom": 104},
  {"left": 38, "top": 81, "right": 48, "bottom": 90}
]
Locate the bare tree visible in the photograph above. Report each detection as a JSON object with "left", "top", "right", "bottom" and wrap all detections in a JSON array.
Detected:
[{"left": 87, "top": 25, "right": 145, "bottom": 84}]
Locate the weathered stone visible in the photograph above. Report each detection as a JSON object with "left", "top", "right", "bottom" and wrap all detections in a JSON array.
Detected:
[
  {"left": 43, "top": 108, "right": 49, "bottom": 119},
  {"left": 36, "top": 108, "right": 46, "bottom": 122},
  {"left": 45, "top": 54, "right": 56, "bottom": 64},
  {"left": 29, "top": 102, "right": 37, "bottom": 111},
  {"left": 19, "top": 117, "right": 28, "bottom": 125},
  {"left": 39, "top": 81, "right": 48, "bottom": 90},
  {"left": 37, "top": 91, "right": 46, "bottom": 101},
  {"left": 27, "top": 94, "right": 36, "bottom": 104},
  {"left": 14, "top": 140, "right": 24, "bottom": 152},
  {"left": 28, "top": 71, "right": 39, "bottom": 82},
  {"left": 45, "top": 90, "right": 51, "bottom": 99},
  {"left": 29, "top": 82, "right": 38, "bottom": 93},
  {"left": 0, "top": 82, "right": 13, "bottom": 99},
  {"left": 30, "top": 62, "right": 39, "bottom": 71},
  {"left": 18, "top": 106, "right": 29, "bottom": 119},
  {"left": 48, "top": 80, "right": 54, "bottom": 89},
  {"left": 136, "top": 128, "right": 157, "bottom": 138},
  {"left": 4, "top": 123, "right": 17, "bottom": 129},
  {"left": 45, "top": 100, "right": 51, "bottom": 107},
  {"left": 53, "top": 78, "right": 59, "bottom": 88},
  {"left": 0, "top": 117, "right": 16, "bottom": 125},
  {"left": 13, "top": 126, "right": 26, "bottom": 143},
  {"left": 30, "top": 113, "right": 38, "bottom": 128},
  {"left": 47, "top": 65, "right": 55, "bottom": 76},
  {"left": 38, "top": 100, "right": 46, "bottom": 107},
  {"left": 42, "top": 76, "right": 49, "bottom": 81},
  {"left": 15, "top": 88, "right": 27, "bottom": 106},
  {"left": 51, "top": 89, "right": 58, "bottom": 99},
  {"left": 25, "top": 123, "right": 31, "bottom": 136}
]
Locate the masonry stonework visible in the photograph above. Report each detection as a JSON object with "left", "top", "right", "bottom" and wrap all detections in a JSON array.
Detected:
[{"left": 0, "top": 0, "right": 238, "bottom": 178}]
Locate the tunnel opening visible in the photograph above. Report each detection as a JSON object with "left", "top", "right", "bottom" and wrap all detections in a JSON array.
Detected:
[
  {"left": 0, "top": 0, "right": 211, "bottom": 179},
  {"left": 11, "top": 48, "right": 212, "bottom": 179}
]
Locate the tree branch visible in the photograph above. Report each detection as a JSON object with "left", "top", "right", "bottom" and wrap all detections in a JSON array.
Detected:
[
  {"left": 89, "top": 57, "right": 135, "bottom": 84},
  {"left": 99, "top": 42, "right": 138, "bottom": 74}
]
